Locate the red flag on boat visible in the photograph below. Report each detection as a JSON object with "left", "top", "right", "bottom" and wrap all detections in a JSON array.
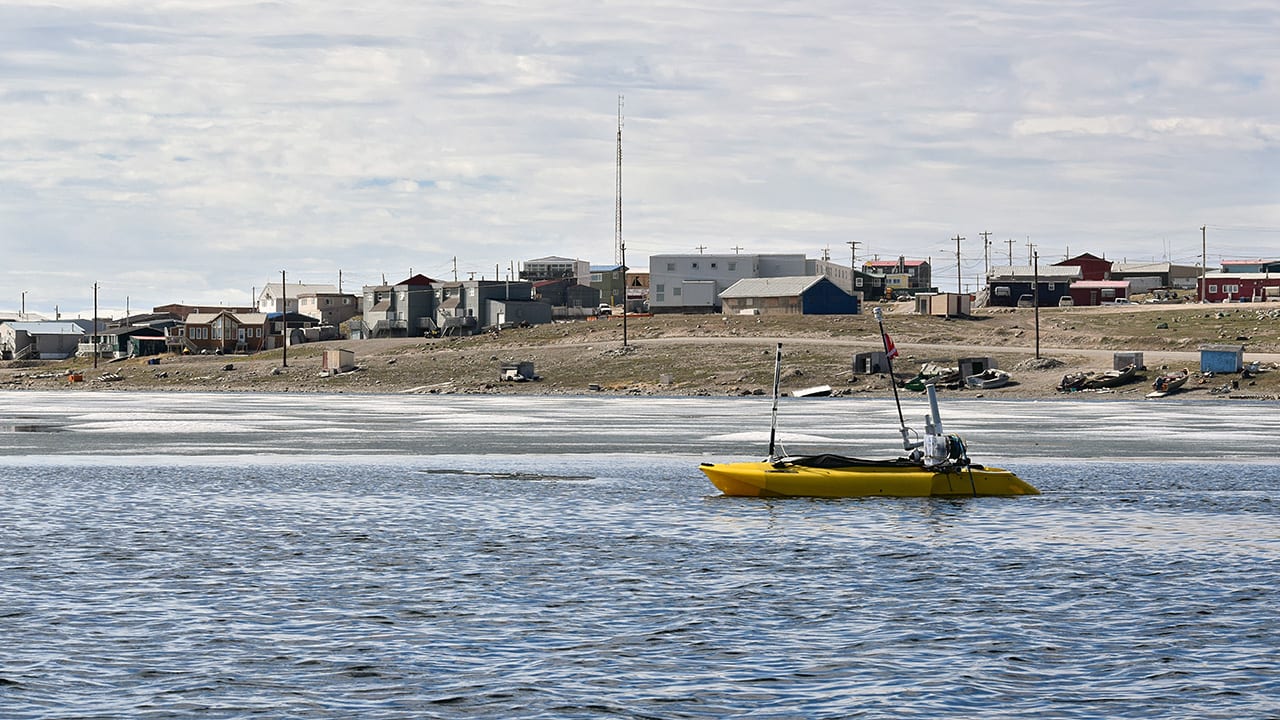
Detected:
[{"left": 883, "top": 333, "right": 898, "bottom": 359}]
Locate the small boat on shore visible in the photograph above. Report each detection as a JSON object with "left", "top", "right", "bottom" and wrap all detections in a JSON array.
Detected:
[
  {"left": 1058, "top": 364, "right": 1139, "bottom": 392},
  {"left": 1147, "top": 369, "right": 1189, "bottom": 398},
  {"left": 903, "top": 363, "right": 961, "bottom": 391},
  {"left": 700, "top": 309, "right": 1038, "bottom": 499},
  {"left": 965, "top": 368, "right": 1011, "bottom": 390}
]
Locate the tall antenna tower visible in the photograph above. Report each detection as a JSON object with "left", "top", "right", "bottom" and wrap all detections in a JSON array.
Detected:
[{"left": 615, "top": 95, "right": 624, "bottom": 266}]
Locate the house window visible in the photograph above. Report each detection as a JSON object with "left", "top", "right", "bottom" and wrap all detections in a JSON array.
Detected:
[
  {"left": 591, "top": 273, "right": 603, "bottom": 283},
  {"left": 1101, "top": 288, "right": 1116, "bottom": 298},
  {"left": 1209, "top": 284, "right": 1218, "bottom": 293},
  {"left": 710, "top": 263, "right": 717, "bottom": 269},
  {"left": 691, "top": 262, "right": 698, "bottom": 269},
  {"left": 1226, "top": 284, "right": 1239, "bottom": 293},
  {"left": 655, "top": 284, "right": 665, "bottom": 294},
  {"left": 674, "top": 287, "right": 682, "bottom": 296},
  {"left": 1047, "top": 282, "right": 1056, "bottom": 290},
  {"left": 667, "top": 263, "right": 675, "bottom": 271},
  {"left": 855, "top": 277, "right": 864, "bottom": 288},
  {"left": 995, "top": 286, "right": 1011, "bottom": 297},
  {"left": 656, "top": 292, "right": 665, "bottom": 302},
  {"left": 728, "top": 262, "right": 736, "bottom": 271}
]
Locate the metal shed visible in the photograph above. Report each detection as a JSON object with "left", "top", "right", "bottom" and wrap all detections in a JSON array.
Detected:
[
  {"left": 1199, "top": 344, "right": 1244, "bottom": 374},
  {"left": 852, "top": 351, "right": 890, "bottom": 374}
]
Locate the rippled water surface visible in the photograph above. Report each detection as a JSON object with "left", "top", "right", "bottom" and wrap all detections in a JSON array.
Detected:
[{"left": 2, "top": 392, "right": 1278, "bottom": 718}]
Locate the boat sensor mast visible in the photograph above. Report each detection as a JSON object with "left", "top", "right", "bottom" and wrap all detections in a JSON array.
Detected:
[
  {"left": 873, "top": 307, "right": 913, "bottom": 451},
  {"left": 767, "top": 342, "right": 783, "bottom": 461}
]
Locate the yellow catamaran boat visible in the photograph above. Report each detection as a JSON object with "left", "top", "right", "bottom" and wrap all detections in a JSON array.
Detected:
[{"left": 701, "top": 308, "right": 1039, "bottom": 499}]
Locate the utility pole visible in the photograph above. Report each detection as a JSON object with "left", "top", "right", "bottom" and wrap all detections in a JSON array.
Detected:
[
  {"left": 953, "top": 235, "right": 964, "bottom": 294},
  {"left": 1026, "top": 236, "right": 1034, "bottom": 265},
  {"left": 338, "top": 270, "right": 343, "bottom": 293},
  {"left": 1200, "top": 225, "right": 1207, "bottom": 303},
  {"left": 1033, "top": 252, "right": 1041, "bottom": 359},
  {"left": 280, "top": 269, "right": 287, "bottom": 367},
  {"left": 452, "top": 257, "right": 458, "bottom": 282},
  {"left": 92, "top": 283, "right": 99, "bottom": 369},
  {"left": 695, "top": 245, "right": 707, "bottom": 254},
  {"left": 847, "top": 240, "right": 860, "bottom": 269},
  {"left": 20, "top": 290, "right": 26, "bottom": 318},
  {"left": 1006, "top": 238, "right": 1015, "bottom": 266},
  {"left": 979, "top": 230, "right": 992, "bottom": 278}
]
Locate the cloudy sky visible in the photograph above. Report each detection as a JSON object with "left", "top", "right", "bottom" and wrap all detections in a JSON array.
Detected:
[{"left": 2, "top": 0, "right": 1277, "bottom": 316}]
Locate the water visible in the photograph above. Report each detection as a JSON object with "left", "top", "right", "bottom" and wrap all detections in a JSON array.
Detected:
[{"left": 2, "top": 391, "right": 1278, "bottom": 718}]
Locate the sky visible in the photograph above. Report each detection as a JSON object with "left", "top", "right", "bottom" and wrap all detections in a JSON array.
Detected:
[{"left": 2, "top": 0, "right": 1277, "bottom": 316}]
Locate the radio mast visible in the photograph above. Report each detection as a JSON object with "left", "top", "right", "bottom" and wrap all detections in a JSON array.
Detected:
[{"left": 615, "top": 95, "right": 624, "bottom": 266}]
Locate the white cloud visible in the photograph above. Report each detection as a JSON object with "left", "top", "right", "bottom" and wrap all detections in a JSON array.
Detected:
[{"left": 0, "top": 0, "right": 1276, "bottom": 309}]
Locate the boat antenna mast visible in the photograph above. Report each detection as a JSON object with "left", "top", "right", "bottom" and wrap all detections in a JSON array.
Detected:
[
  {"left": 767, "top": 342, "right": 783, "bottom": 462},
  {"left": 873, "top": 307, "right": 914, "bottom": 450}
]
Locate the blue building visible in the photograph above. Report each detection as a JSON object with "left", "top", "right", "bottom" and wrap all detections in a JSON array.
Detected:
[{"left": 1199, "top": 344, "right": 1245, "bottom": 374}]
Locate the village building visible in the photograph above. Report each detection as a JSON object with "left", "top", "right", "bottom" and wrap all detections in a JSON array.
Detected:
[
  {"left": 1068, "top": 280, "right": 1132, "bottom": 306},
  {"left": 258, "top": 282, "right": 339, "bottom": 314},
  {"left": 985, "top": 266, "right": 1081, "bottom": 307},
  {"left": 1053, "top": 252, "right": 1113, "bottom": 281},
  {"left": 0, "top": 321, "right": 85, "bottom": 360},
  {"left": 590, "top": 264, "right": 627, "bottom": 307},
  {"left": 1198, "top": 272, "right": 1280, "bottom": 303},
  {"left": 862, "top": 258, "right": 933, "bottom": 297},
  {"left": 87, "top": 326, "right": 167, "bottom": 358},
  {"left": 719, "top": 276, "right": 860, "bottom": 316},
  {"left": 810, "top": 257, "right": 887, "bottom": 301},
  {"left": 297, "top": 290, "right": 360, "bottom": 327},
  {"left": 625, "top": 270, "right": 650, "bottom": 311},
  {"left": 359, "top": 275, "right": 438, "bottom": 338},
  {"left": 1220, "top": 259, "right": 1280, "bottom": 274},
  {"left": 650, "top": 253, "right": 807, "bottom": 313},
  {"left": 434, "top": 280, "right": 551, "bottom": 335},
  {"left": 1109, "top": 261, "right": 1202, "bottom": 293},
  {"left": 168, "top": 311, "right": 318, "bottom": 354},
  {"left": 519, "top": 256, "right": 591, "bottom": 284},
  {"left": 532, "top": 278, "right": 600, "bottom": 313}
]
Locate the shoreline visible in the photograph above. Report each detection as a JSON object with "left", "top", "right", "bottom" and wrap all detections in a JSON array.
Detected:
[{"left": 3, "top": 305, "right": 1278, "bottom": 401}]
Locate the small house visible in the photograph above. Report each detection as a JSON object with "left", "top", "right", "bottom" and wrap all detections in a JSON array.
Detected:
[
  {"left": 719, "top": 276, "right": 860, "bottom": 316},
  {"left": 1069, "top": 280, "right": 1131, "bottom": 306},
  {"left": 1200, "top": 344, "right": 1244, "bottom": 374},
  {"left": 915, "top": 292, "right": 970, "bottom": 317}
]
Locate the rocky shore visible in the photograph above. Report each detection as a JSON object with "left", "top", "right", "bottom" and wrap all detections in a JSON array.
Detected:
[{"left": 4, "top": 304, "right": 1279, "bottom": 400}]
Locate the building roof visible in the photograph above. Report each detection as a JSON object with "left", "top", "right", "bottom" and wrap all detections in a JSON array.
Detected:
[
  {"left": 590, "top": 264, "right": 624, "bottom": 272},
  {"left": 2, "top": 321, "right": 85, "bottom": 335},
  {"left": 1070, "top": 280, "right": 1130, "bottom": 289},
  {"left": 988, "top": 265, "right": 1082, "bottom": 280},
  {"left": 525, "top": 255, "right": 581, "bottom": 264},
  {"left": 1055, "top": 252, "right": 1109, "bottom": 264},
  {"left": 259, "top": 282, "right": 339, "bottom": 298},
  {"left": 719, "top": 276, "right": 827, "bottom": 299},
  {"left": 864, "top": 259, "right": 928, "bottom": 268}
]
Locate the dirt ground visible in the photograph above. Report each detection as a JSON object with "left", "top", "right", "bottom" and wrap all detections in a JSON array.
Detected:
[{"left": 4, "top": 302, "right": 1279, "bottom": 400}]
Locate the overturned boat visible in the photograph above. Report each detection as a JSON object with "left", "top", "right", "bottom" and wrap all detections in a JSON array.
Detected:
[{"left": 700, "top": 309, "right": 1038, "bottom": 499}]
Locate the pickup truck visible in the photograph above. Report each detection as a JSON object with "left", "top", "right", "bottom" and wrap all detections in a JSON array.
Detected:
[{"left": 597, "top": 304, "right": 613, "bottom": 316}]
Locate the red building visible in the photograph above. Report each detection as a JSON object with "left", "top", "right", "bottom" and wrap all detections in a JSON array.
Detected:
[
  {"left": 1054, "top": 253, "right": 1113, "bottom": 281},
  {"left": 1199, "top": 274, "right": 1280, "bottom": 303},
  {"left": 1069, "top": 280, "right": 1131, "bottom": 306}
]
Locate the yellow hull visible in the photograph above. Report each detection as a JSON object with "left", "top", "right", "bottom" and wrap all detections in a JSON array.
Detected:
[{"left": 700, "top": 460, "right": 1039, "bottom": 498}]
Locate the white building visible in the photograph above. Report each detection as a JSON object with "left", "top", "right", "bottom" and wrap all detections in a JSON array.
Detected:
[{"left": 648, "top": 253, "right": 807, "bottom": 313}]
